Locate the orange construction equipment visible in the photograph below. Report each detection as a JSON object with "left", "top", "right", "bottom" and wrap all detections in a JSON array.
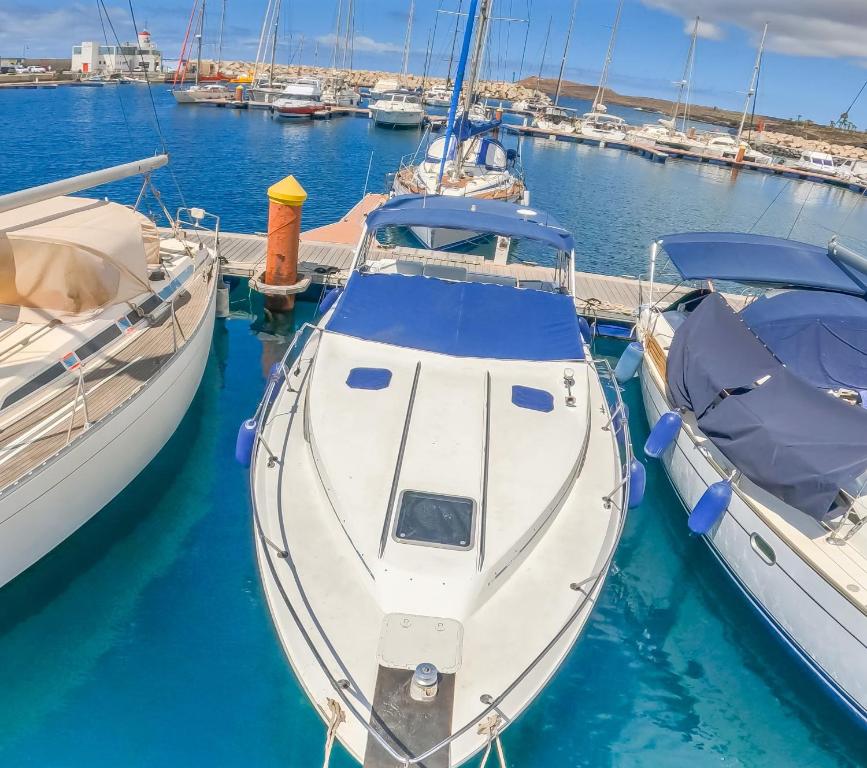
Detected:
[{"left": 264, "top": 175, "right": 308, "bottom": 312}]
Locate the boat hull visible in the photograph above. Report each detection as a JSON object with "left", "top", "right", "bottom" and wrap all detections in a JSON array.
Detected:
[
  {"left": 252, "top": 324, "right": 627, "bottom": 765},
  {"left": 0, "top": 276, "right": 216, "bottom": 589},
  {"left": 172, "top": 89, "right": 231, "bottom": 104},
  {"left": 371, "top": 108, "right": 424, "bottom": 128},
  {"left": 639, "top": 360, "right": 867, "bottom": 726}
]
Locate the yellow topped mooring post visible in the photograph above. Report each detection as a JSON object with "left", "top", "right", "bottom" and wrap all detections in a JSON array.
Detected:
[{"left": 264, "top": 175, "right": 308, "bottom": 312}]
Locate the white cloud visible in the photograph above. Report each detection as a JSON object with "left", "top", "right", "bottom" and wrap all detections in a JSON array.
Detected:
[
  {"left": 316, "top": 33, "right": 402, "bottom": 55},
  {"left": 684, "top": 18, "right": 724, "bottom": 41},
  {"left": 645, "top": 1, "right": 867, "bottom": 61}
]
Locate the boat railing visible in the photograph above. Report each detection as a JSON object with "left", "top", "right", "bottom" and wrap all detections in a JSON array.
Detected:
[
  {"left": 594, "top": 358, "right": 633, "bottom": 514},
  {"left": 174, "top": 206, "right": 221, "bottom": 252}
]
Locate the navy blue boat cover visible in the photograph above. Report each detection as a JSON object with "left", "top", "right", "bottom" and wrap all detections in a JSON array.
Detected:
[
  {"left": 659, "top": 233, "right": 867, "bottom": 295},
  {"left": 741, "top": 290, "right": 867, "bottom": 391},
  {"left": 667, "top": 293, "right": 867, "bottom": 518},
  {"left": 365, "top": 195, "right": 574, "bottom": 253},
  {"left": 327, "top": 272, "right": 584, "bottom": 362}
]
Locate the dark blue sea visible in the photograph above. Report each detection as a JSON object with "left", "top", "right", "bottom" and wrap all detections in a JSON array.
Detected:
[{"left": 0, "top": 85, "right": 866, "bottom": 767}]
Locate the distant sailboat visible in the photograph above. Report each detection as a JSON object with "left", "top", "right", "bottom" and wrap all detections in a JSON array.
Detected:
[
  {"left": 579, "top": 0, "right": 628, "bottom": 141},
  {"left": 532, "top": 0, "right": 579, "bottom": 134},
  {"left": 392, "top": 0, "right": 526, "bottom": 249},
  {"left": 172, "top": 0, "right": 233, "bottom": 104}
]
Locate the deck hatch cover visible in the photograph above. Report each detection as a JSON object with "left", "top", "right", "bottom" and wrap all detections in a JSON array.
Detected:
[{"left": 395, "top": 491, "right": 474, "bottom": 550}]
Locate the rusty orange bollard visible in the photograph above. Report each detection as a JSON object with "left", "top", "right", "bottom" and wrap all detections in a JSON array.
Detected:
[{"left": 264, "top": 175, "right": 308, "bottom": 312}]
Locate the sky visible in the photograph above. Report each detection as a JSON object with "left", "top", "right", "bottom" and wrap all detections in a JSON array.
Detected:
[{"left": 3, "top": 0, "right": 867, "bottom": 125}]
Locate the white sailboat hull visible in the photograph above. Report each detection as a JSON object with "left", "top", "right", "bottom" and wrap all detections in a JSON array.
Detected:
[
  {"left": 0, "top": 283, "right": 216, "bottom": 589},
  {"left": 640, "top": 359, "right": 867, "bottom": 724},
  {"left": 172, "top": 88, "right": 231, "bottom": 104}
]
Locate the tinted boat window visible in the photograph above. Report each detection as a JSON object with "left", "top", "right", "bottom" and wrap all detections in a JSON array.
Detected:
[{"left": 395, "top": 491, "right": 474, "bottom": 550}]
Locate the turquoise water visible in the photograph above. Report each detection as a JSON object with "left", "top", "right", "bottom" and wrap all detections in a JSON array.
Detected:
[{"left": 1, "top": 86, "right": 866, "bottom": 767}]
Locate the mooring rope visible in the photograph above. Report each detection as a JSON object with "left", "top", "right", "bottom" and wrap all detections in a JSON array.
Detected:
[
  {"left": 477, "top": 715, "right": 507, "bottom": 768},
  {"left": 322, "top": 698, "right": 346, "bottom": 768}
]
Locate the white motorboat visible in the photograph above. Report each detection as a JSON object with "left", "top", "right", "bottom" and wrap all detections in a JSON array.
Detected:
[
  {"left": 532, "top": 105, "right": 577, "bottom": 134},
  {"left": 793, "top": 150, "right": 839, "bottom": 176},
  {"left": 247, "top": 194, "right": 634, "bottom": 767},
  {"left": 0, "top": 155, "right": 218, "bottom": 589},
  {"left": 392, "top": 130, "right": 525, "bottom": 250},
  {"left": 272, "top": 77, "right": 324, "bottom": 118},
  {"left": 423, "top": 85, "right": 453, "bottom": 107},
  {"left": 580, "top": 108, "right": 628, "bottom": 142},
  {"left": 634, "top": 232, "right": 867, "bottom": 726},
  {"left": 370, "top": 92, "right": 425, "bottom": 128}
]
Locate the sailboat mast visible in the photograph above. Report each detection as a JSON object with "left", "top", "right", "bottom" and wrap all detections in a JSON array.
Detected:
[
  {"left": 536, "top": 16, "right": 551, "bottom": 90},
  {"left": 591, "top": 0, "right": 623, "bottom": 112},
  {"left": 332, "top": 0, "right": 343, "bottom": 71},
  {"left": 437, "top": 0, "right": 480, "bottom": 189},
  {"left": 216, "top": 0, "right": 226, "bottom": 79},
  {"left": 670, "top": 16, "right": 698, "bottom": 134},
  {"left": 446, "top": 0, "right": 465, "bottom": 87},
  {"left": 554, "top": 0, "right": 579, "bottom": 106},
  {"left": 342, "top": 0, "right": 354, "bottom": 70},
  {"left": 195, "top": 0, "right": 205, "bottom": 85},
  {"left": 517, "top": 0, "right": 532, "bottom": 82},
  {"left": 463, "top": 0, "right": 492, "bottom": 109},
  {"left": 269, "top": 0, "right": 281, "bottom": 86},
  {"left": 737, "top": 22, "right": 768, "bottom": 143},
  {"left": 401, "top": 0, "right": 416, "bottom": 83},
  {"left": 252, "top": 0, "right": 273, "bottom": 87}
]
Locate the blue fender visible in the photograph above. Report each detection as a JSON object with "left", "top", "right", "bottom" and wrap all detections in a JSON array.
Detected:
[
  {"left": 235, "top": 418, "right": 257, "bottom": 467},
  {"left": 644, "top": 411, "right": 682, "bottom": 458},
  {"left": 688, "top": 480, "right": 732, "bottom": 534},
  {"left": 318, "top": 285, "right": 343, "bottom": 314},
  {"left": 628, "top": 459, "right": 646, "bottom": 509}
]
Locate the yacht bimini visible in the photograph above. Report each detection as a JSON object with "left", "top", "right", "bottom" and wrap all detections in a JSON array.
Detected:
[
  {"left": 0, "top": 156, "right": 218, "bottom": 588},
  {"left": 247, "top": 195, "right": 635, "bottom": 767},
  {"left": 635, "top": 232, "right": 867, "bottom": 725}
]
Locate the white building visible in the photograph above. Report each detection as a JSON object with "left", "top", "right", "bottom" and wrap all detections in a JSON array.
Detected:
[{"left": 71, "top": 31, "right": 162, "bottom": 75}]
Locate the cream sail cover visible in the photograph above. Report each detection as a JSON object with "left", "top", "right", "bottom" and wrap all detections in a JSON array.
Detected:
[{"left": 0, "top": 196, "right": 152, "bottom": 322}]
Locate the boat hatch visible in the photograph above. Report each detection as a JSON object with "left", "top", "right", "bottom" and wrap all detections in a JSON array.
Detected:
[{"left": 394, "top": 491, "right": 475, "bottom": 550}]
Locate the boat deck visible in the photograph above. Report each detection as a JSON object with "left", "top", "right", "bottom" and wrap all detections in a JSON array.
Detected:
[
  {"left": 0, "top": 262, "right": 214, "bottom": 493},
  {"left": 216, "top": 195, "right": 682, "bottom": 322}
]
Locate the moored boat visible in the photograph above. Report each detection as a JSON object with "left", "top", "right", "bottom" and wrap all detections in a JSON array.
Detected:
[
  {"left": 369, "top": 92, "right": 425, "bottom": 128},
  {"left": 0, "top": 156, "right": 219, "bottom": 589},
  {"left": 247, "top": 194, "right": 634, "bottom": 766},
  {"left": 636, "top": 232, "right": 867, "bottom": 726}
]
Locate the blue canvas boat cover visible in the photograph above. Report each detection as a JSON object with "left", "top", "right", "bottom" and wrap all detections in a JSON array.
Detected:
[
  {"left": 326, "top": 272, "right": 584, "bottom": 362},
  {"left": 666, "top": 293, "right": 867, "bottom": 518},
  {"left": 366, "top": 195, "right": 574, "bottom": 252},
  {"left": 741, "top": 290, "right": 867, "bottom": 391},
  {"left": 659, "top": 232, "right": 867, "bottom": 295}
]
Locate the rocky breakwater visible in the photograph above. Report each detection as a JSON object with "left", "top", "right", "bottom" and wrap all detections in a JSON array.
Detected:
[{"left": 754, "top": 130, "right": 867, "bottom": 162}]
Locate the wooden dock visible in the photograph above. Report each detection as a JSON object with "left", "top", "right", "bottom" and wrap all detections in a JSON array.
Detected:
[{"left": 214, "top": 195, "right": 678, "bottom": 323}]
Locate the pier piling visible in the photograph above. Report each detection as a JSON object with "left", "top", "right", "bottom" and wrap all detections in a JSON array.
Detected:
[{"left": 264, "top": 175, "right": 308, "bottom": 312}]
